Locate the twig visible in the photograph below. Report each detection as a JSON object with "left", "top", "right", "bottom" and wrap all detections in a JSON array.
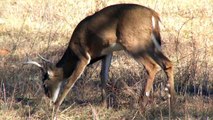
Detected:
[
  {"left": 0, "top": 81, "right": 2, "bottom": 101},
  {"left": 52, "top": 106, "right": 57, "bottom": 120},
  {"left": 9, "top": 83, "right": 17, "bottom": 109},
  {"left": 131, "top": 110, "right": 139, "bottom": 120},
  {"left": 89, "top": 103, "right": 99, "bottom": 120},
  {"left": 168, "top": 96, "right": 171, "bottom": 120},
  {"left": 61, "top": 102, "right": 76, "bottom": 114},
  {"left": 3, "top": 82, "right": 7, "bottom": 103},
  {"left": 28, "top": 105, "right": 31, "bottom": 120},
  {"left": 160, "top": 109, "right": 163, "bottom": 120}
]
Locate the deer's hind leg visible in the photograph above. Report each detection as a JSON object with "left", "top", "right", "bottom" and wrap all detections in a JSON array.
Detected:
[
  {"left": 124, "top": 46, "right": 159, "bottom": 108},
  {"left": 149, "top": 50, "right": 175, "bottom": 103},
  {"left": 132, "top": 54, "right": 159, "bottom": 106}
]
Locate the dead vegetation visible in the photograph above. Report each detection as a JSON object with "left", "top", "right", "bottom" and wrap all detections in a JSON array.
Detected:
[{"left": 0, "top": 0, "right": 213, "bottom": 119}]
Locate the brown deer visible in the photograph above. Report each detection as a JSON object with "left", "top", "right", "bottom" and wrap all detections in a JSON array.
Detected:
[{"left": 25, "top": 4, "right": 175, "bottom": 112}]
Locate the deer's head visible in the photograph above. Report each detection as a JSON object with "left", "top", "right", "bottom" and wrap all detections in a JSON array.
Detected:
[{"left": 24, "top": 55, "right": 63, "bottom": 102}]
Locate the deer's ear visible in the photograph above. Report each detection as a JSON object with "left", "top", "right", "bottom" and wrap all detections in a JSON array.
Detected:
[
  {"left": 47, "top": 70, "right": 55, "bottom": 78},
  {"left": 46, "top": 63, "right": 56, "bottom": 78}
]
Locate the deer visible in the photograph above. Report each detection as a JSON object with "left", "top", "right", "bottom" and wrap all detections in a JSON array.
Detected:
[{"left": 25, "top": 3, "right": 175, "bottom": 113}]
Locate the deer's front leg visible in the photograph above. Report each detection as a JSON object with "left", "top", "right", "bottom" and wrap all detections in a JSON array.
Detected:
[
  {"left": 54, "top": 58, "right": 90, "bottom": 110},
  {"left": 100, "top": 53, "right": 112, "bottom": 107}
]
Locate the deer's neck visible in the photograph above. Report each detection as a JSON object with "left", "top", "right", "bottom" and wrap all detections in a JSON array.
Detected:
[{"left": 56, "top": 48, "right": 79, "bottom": 79}]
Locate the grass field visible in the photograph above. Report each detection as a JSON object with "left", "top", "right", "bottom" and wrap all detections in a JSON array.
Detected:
[{"left": 0, "top": 0, "right": 213, "bottom": 119}]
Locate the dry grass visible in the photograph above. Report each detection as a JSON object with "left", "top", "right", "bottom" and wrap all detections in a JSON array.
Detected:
[{"left": 0, "top": 0, "right": 213, "bottom": 119}]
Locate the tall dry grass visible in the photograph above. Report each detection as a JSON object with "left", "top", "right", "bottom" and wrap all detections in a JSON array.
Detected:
[{"left": 0, "top": 0, "right": 213, "bottom": 119}]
